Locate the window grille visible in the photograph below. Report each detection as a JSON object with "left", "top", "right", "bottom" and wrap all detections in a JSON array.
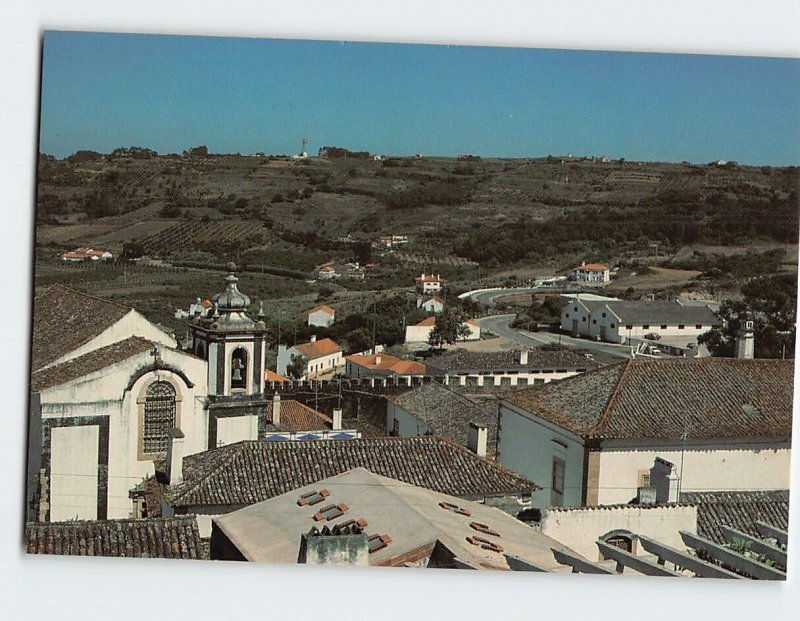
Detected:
[{"left": 143, "top": 381, "right": 176, "bottom": 454}]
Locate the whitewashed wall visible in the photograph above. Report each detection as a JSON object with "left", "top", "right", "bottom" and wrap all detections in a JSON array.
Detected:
[{"left": 593, "top": 442, "right": 792, "bottom": 505}]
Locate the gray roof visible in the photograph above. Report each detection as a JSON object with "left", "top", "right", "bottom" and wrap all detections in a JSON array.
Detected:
[
  {"left": 166, "top": 436, "right": 538, "bottom": 510},
  {"left": 212, "top": 468, "right": 576, "bottom": 569},
  {"left": 389, "top": 382, "right": 499, "bottom": 457},
  {"left": 605, "top": 300, "right": 719, "bottom": 326},
  {"left": 503, "top": 358, "right": 794, "bottom": 440},
  {"left": 425, "top": 348, "right": 595, "bottom": 373},
  {"left": 679, "top": 490, "right": 790, "bottom": 545}
]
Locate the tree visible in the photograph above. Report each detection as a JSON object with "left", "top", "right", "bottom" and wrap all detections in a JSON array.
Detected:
[
  {"left": 698, "top": 274, "right": 796, "bottom": 359},
  {"left": 428, "top": 308, "right": 471, "bottom": 349},
  {"left": 286, "top": 353, "right": 308, "bottom": 379}
]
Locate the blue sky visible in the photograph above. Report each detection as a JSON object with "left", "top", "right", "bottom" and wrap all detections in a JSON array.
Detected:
[{"left": 39, "top": 31, "right": 800, "bottom": 165}]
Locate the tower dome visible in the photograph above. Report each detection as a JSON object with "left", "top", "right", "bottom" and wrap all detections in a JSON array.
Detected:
[{"left": 213, "top": 263, "right": 251, "bottom": 311}]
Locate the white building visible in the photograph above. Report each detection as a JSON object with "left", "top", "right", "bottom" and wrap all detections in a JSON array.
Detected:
[
  {"left": 496, "top": 357, "right": 793, "bottom": 508},
  {"left": 404, "top": 316, "right": 480, "bottom": 344},
  {"left": 424, "top": 348, "right": 596, "bottom": 387},
  {"left": 61, "top": 247, "right": 114, "bottom": 262},
  {"left": 26, "top": 285, "right": 206, "bottom": 522},
  {"left": 571, "top": 262, "right": 610, "bottom": 283},
  {"left": 414, "top": 273, "right": 446, "bottom": 295},
  {"left": 345, "top": 353, "right": 426, "bottom": 379},
  {"left": 277, "top": 336, "right": 343, "bottom": 378},
  {"left": 560, "top": 297, "right": 719, "bottom": 345},
  {"left": 417, "top": 295, "right": 444, "bottom": 314},
  {"left": 305, "top": 305, "right": 335, "bottom": 328}
]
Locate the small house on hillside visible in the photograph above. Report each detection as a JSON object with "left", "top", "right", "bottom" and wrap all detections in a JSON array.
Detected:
[
  {"left": 415, "top": 273, "right": 446, "bottom": 294},
  {"left": 61, "top": 247, "right": 113, "bottom": 262},
  {"left": 571, "top": 262, "right": 610, "bottom": 283},
  {"left": 306, "top": 305, "right": 335, "bottom": 328},
  {"left": 277, "top": 336, "right": 343, "bottom": 379},
  {"left": 418, "top": 295, "right": 445, "bottom": 314},
  {"left": 404, "top": 316, "right": 480, "bottom": 344}
]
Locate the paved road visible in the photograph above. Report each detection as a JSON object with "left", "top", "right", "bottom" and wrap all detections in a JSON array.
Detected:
[
  {"left": 476, "top": 314, "right": 633, "bottom": 361},
  {"left": 469, "top": 287, "right": 541, "bottom": 307}
]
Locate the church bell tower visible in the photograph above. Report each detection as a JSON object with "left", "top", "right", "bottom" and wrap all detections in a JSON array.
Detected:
[{"left": 189, "top": 263, "right": 267, "bottom": 396}]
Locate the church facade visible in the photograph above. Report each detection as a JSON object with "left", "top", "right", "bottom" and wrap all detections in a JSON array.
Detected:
[{"left": 26, "top": 267, "right": 285, "bottom": 523}]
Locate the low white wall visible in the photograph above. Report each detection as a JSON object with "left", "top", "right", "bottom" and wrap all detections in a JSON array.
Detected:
[
  {"left": 539, "top": 504, "right": 697, "bottom": 561},
  {"left": 217, "top": 415, "right": 259, "bottom": 446}
]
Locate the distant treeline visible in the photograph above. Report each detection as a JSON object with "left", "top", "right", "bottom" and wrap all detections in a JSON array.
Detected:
[{"left": 454, "top": 187, "right": 799, "bottom": 266}]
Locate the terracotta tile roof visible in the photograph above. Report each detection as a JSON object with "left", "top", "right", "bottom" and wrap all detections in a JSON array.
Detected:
[
  {"left": 31, "top": 284, "right": 132, "bottom": 371},
  {"left": 30, "top": 336, "right": 155, "bottom": 392},
  {"left": 25, "top": 517, "right": 206, "bottom": 559},
  {"left": 167, "top": 436, "right": 538, "bottom": 509},
  {"left": 265, "top": 369, "right": 289, "bottom": 382},
  {"left": 680, "top": 490, "right": 790, "bottom": 545},
  {"left": 388, "top": 383, "right": 499, "bottom": 457},
  {"left": 307, "top": 305, "right": 335, "bottom": 316},
  {"left": 346, "top": 353, "right": 426, "bottom": 375},
  {"left": 573, "top": 263, "right": 609, "bottom": 271},
  {"left": 415, "top": 274, "right": 445, "bottom": 282},
  {"left": 425, "top": 348, "right": 595, "bottom": 373},
  {"left": 503, "top": 358, "right": 794, "bottom": 440},
  {"left": 294, "top": 337, "right": 342, "bottom": 360},
  {"left": 268, "top": 399, "right": 332, "bottom": 431},
  {"left": 415, "top": 316, "right": 437, "bottom": 327}
]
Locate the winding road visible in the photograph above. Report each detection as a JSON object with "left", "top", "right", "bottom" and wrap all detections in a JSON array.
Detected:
[{"left": 476, "top": 314, "right": 633, "bottom": 362}]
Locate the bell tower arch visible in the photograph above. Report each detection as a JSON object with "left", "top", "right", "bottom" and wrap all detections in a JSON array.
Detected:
[{"left": 188, "top": 263, "right": 267, "bottom": 396}]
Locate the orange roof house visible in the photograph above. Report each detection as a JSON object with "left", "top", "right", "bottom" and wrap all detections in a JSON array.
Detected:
[
  {"left": 345, "top": 353, "right": 426, "bottom": 378},
  {"left": 294, "top": 337, "right": 342, "bottom": 360}
]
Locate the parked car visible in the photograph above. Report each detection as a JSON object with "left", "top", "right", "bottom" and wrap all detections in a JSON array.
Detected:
[{"left": 644, "top": 332, "right": 662, "bottom": 341}]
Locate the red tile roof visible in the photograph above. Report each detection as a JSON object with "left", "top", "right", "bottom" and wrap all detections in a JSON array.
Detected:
[
  {"left": 346, "top": 353, "right": 426, "bottom": 375},
  {"left": 573, "top": 263, "right": 609, "bottom": 271},
  {"left": 31, "top": 285, "right": 133, "bottom": 371},
  {"left": 503, "top": 358, "right": 794, "bottom": 440},
  {"left": 307, "top": 305, "right": 335, "bottom": 316},
  {"left": 25, "top": 517, "right": 205, "bottom": 559},
  {"left": 267, "top": 400, "right": 332, "bottom": 431},
  {"left": 265, "top": 369, "right": 289, "bottom": 382},
  {"left": 415, "top": 316, "right": 437, "bottom": 327},
  {"left": 415, "top": 274, "right": 446, "bottom": 282},
  {"left": 294, "top": 337, "right": 342, "bottom": 360}
]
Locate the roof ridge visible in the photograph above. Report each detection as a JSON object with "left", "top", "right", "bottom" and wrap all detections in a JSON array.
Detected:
[
  {"left": 43, "top": 283, "right": 133, "bottom": 312},
  {"left": 586, "top": 358, "right": 632, "bottom": 437}
]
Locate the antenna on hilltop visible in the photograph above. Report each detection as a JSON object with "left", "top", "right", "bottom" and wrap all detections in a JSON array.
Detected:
[{"left": 301, "top": 138, "right": 308, "bottom": 154}]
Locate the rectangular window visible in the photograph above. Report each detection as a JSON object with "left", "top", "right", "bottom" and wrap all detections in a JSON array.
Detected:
[
  {"left": 551, "top": 458, "right": 566, "bottom": 506},
  {"left": 565, "top": 313, "right": 570, "bottom": 318},
  {"left": 643, "top": 325, "right": 649, "bottom": 329},
  {"left": 582, "top": 317, "right": 586, "bottom": 322},
  {"left": 592, "top": 319, "right": 597, "bottom": 324},
  {"left": 661, "top": 325, "right": 667, "bottom": 330},
  {"left": 696, "top": 324, "right": 702, "bottom": 330},
  {"left": 678, "top": 325, "right": 685, "bottom": 330},
  {"left": 610, "top": 323, "right": 615, "bottom": 328},
  {"left": 625, "top": 324, "right": 633, "bottom": 330},
  {"left": 574, "top": 306, "right": 578, "bottom": 312},
  {"left": 602, "top": 312, "right": 606, "bottom": 318}
]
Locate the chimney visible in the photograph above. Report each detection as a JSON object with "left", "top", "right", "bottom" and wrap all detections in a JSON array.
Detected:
[
  {"left": 735, "top": 319, "right": 755, "bottom": 360},
  {"left": 467, "top": 422, "right": 488, "bottom": 458},
  {"left": 332, "top": 408, "right": 343, "bottom": 430},
  {"left": 519, "top": 350, "right": 529, "bottom": 365},
  {"left": 375, "top": 355, "right": 382, "bottom": 365},
  {"left": 650, "top": 457, "right": 680, "bottom": 503},
  {"left": 581, "top": 260, "right": 586, "bottom": 267},
  {"left": 310, "top": 334, "right": 317, "bottom": 343},
  {"left": 297, "top": 525, "right": 369, "bottom": 566},
  {"left": 165, "top": 427, "right": 185, "bottom": 485},
  {"left": 272, "top": 392, "right": 281, "bottom": 427}
]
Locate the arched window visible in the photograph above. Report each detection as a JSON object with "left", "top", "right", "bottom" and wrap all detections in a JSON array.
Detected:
[
  {"left": 143, "top": 381, "right": 176, "bottom": 454},
  {"left": 231, "top": 348, "right": 248, "bottom": 390}
]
